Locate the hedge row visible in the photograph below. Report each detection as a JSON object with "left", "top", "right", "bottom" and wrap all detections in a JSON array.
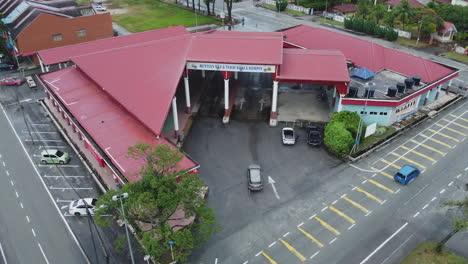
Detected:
[
  {"left": 324, "top": 111, "right": 366, "bottom": 157},
  {"left": 344, "top": 17, "right": 399, "bottom": 41}
]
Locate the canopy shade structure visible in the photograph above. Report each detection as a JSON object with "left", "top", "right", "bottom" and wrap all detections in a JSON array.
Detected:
[{"left": 352, "top": 67, "right": 375, "bottom": 80}]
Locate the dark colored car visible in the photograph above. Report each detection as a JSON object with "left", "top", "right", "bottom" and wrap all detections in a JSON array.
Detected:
[
  {"left": 0, "top": 63, "right": 15, "bottom": 71},
  {"left": 307, "top": 125, "right": 322, "bottom": 146},
  {"left": 247, "top": 164, "right": 263, "bottom": 191},
  {"left": 393, "top": 165, "right": 420, "bottom": 185}
]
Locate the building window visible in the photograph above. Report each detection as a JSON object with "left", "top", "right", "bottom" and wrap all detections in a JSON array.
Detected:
[
  {"left": 53, "top": 33, "right": 62, "bottom": 41},
  {"left": 360, "top": 111, "right": 367, "bottom": 115},
  {"left": 76, "top": 29, "right": 87, "bottom": 37},
  {"left": 370, "top": 111, "right": 378, "bottom": 115},
  {"left": 380, "top": 112, "right": 388, "bottom": 115}
]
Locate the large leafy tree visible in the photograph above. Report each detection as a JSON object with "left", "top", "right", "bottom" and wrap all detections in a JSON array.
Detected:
[
  {"left": 428, "top": 2, "right": 468, "bottom": 32},
  {"left": 95, "top": 144, "right": 218, "bottom": 262},
  {"left": 394, "top": 0, "right": 414, "bottom": 30},
  {"left": 383, "top": 9, "right": 397, "bottom": 27},
  {"left": 371, "top": 3, "right": 386, "bottom": 24},
  {"left": 356, "top": 0, "right": 372, "bottom": 20},
  {"left": 415, "top": 8, "right": 444, "bottom": 40}
]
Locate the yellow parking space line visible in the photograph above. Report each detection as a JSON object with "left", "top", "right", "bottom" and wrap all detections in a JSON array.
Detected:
[
  {"left": 449, "top": 114, "right": 468, "bottom": 123},
  {"left": 435, "top": 123, "right": 466, "bottom": 137},
  {"left": 443, "top": 118, "right": 468, "bottom": 130},
  {"left": 298, "top": 227, "right": 324, "bottom": 248},
  {"left": 329, "top": 206, "right": 356, "bottom": 224},
  {"left": 427, "top": 128, "right": 460, "bottom": 143},
  {"left": 380, "top": 159, "right": 402, "bottom": 169},
  {"left": 370, "top": 167, "right": 393, "bottom": 179},
  {"left": 314, "top": 217, "right": 341, "bottom": 236},
  {"left": 390, "top": 152, "right": 427, "bottom": 169},
  {"left": 343, "top": 196, "right": 369, "bottom": 213},
  {"left": 367, "top": 179, "right": 395, "bottom": 194},
  {"left": 355, "top": 187, "right": 383, "bottom": 204},
  {"left": 410, "top": 139, "right": 446, "bottom": 155},
  {"left": 262, "top": 252, "right": 278, "bottom": 264},
  {"left": 279, "top": 238, "right": 307, "bottom": 262},
  {"left": 419, "top": 134, "right": 453, "bottom": 149},
  {"left": 400, "top": 145, "right": 437, "bottom": 162}
]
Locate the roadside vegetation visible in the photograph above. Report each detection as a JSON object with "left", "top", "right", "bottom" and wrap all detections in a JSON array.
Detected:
[
  {"left": 317, "top": 17, "right": 344, "bottom": 28},
  {"left": 261, "top": 3, "right": 306, "bottom": 16},
  {"left": 111, "top": 0, "right": 220, "bottom": 32},
  {"left": 442, "top": 52, "right": 468, "bottom": 64},
  {"left": 437, "top": 197, "right": 468, "bottom": 252},
  {"left": 400, "top": 242, "right": 466, "bottom": 264},
  {"left": 95, "top": 144, "right": 218, "bottom": 262},
  {"left": 324, "top": 111, "right": 366, "bottom": 157}
]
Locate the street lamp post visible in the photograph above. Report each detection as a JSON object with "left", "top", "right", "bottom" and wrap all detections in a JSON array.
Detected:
[
  {"left": 416, "top": 20, "right": 422, "bottom": 46},
  {"left": 112, "top": 193, "right": 135, "bottom": 264},
  {"left": 351, "top": 83, "right": 372, "bottom": 153}
]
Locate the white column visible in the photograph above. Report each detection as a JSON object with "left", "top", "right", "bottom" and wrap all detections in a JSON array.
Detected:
[
  {"left": 58, "top": 63, "right": 62, "bottom": 69},
  {"left": 184, "top": 77, "right": 191, "bottom": 113},
  {"left": 337, "top": 95, "right": 343, "bottom": 112},
  {"left": 224, "top": 79, "right": 229, "bottom": 110},
  {"left": 271, "top": 80, "right": 278, "bottom": 113},
  {"left": 172, "top": 97, "right": 179, "bottom": 138},
  {"left": 333, "top": 87, "right": 336, "bottom": 98},
  {"left": 201, "top": 70, "right": 206, "bottom": 78},
  {"left": 39, "top": 57, "right": 45, "bottom": 73},
  {"left": 448, "top": 79, "right": 453, "bottom": 87},
  {"left": 46, "top": 66, "right": 50, "bottom": 72},
  {"left": 234, "top": 72, "right": 238, "bottom": 80}
]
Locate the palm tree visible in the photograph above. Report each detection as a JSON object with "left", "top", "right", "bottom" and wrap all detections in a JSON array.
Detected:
[
  {"left": 394, "top": 0, "right": 414, "bottom": 30},
  {"left": 371, "top": 4, "right": 386, "bottom": 24}
]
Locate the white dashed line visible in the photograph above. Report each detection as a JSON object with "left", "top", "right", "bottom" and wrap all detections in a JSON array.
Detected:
[
  {"left": 395, "top": 188, "right": 400, "bottom": 194},
  {"left": 456, "top": 174, "right": 461, "bottom": 179},
  {"left": 310, "top": 251, "right": 320, "bottom": 259},
  {"left": 0, "top": 243, "right": 7, "bottom": 264},
  {"left": 31, "top": 228, "right": 36, "bottom": 237},
  {"left": 348, "top": 224, "right": 355, "bottom": 230},
  {"left": 15, "top": 191, "right": 19, "bottom": 198},
  {"left": 465, "top": 167, "right": 468, "bottom": 171},
  {"left": 2, "top": 161, "right": 5, "bottom": 167},
  {"left": 10, "top": 180, "right": 14, "bottom": 186},
  {"left": 321, "top": 207, "right": 328, "bottom": 212},
  {"left": 215, "top": 258, "right": 218, "bottom": 264},
  {"left": 413, "top": 212, "right": 420, "bottom": 218},
  {"left": 422, "top": 204, "right": 429, "bottom": 210},
  {"left": 371, "top": 174, "right": 376, "bottom": 178},
  {"left": 431, "top": 197, "right": 437, "bottom": 202},
  {"left": 5, "top": 170, "right": 9, "bottom": 176},
  {"left": 341, "top": 194, "right": 347, "bottom": 198},
  {"left": 448, "top": 181, "right": 454, "bottom": 186},
  {"left": 362, "top": 180, "right": 367, "bottom": 184},
  {"left": 268, "top": 242, "right": 276, "bottom": 248},
  {"left": 329, "top": 238, "right": 337, "bottom": 244},
  {"left": 381, "top": 200, "right": 387, "bottom": 205},
  {"left": 255, "top": 251, "right": 263, "bottom": 257},
  {"left": 440, "top": 189, "right": 446, "bottom": 194},
  {"left": 309, "top": 214, "right": 317, "bottom": 220},
  {"left": 297, "top": 222, "right": 304, "bottom": 228},
  {"left": 20, "top": 203, "right": 23, "bottom": 209},
  {"left": 365, "top": 211, "right": 372, "bottom": 216},
  {"left": 352, "top": 186, "right": 357, "bottom": 190},
  {"left": 332, "top": 200, "right": 338, "bottom": 205},
  {"left": 26, "top": 216, "right": 30, "bottom": 223},
  {"left": 283, "top": 232, "right": 290, "bottom": 238},
  {"left": 243, "top": 261, "right": 248, "bottom": 264}
]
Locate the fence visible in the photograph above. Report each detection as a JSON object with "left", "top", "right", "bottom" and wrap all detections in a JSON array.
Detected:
[{"left": 264, "top": 0, "right": 312, "bottom": 14}]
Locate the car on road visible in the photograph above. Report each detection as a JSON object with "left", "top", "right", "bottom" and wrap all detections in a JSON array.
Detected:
[
  {"left": 95, "top": 5, "right": 106, "bottom": 11},
  {"left": 247, "top": 164, "right": 263, "bottom": 191},
  {"left": 393, "top": 165, "right": 420, "bottom": 185},
  {"left": 40, "top": 149, "right": 71, "bottom": 164},
  {"left": 0, "top": 77, "right": 23, "bottom": 86},
  {"left": 69, "top": 198, "right": 98, "bottom": 216},
  {"left": 282, "top": 127, "right": 296, "bottom": 145},
  {"left": 0, "top": 63, "right": 15, "bottom": 71},
  {"left": 25, "top": 76, "right": 37, "bottom": 88},
  {"left": 307, "top": 125, "right": 322, "bottom": 146}
]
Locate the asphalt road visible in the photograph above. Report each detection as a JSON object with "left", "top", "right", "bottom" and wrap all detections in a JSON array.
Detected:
[{"left": 0, "top": 104, "right": 87, "bottom": 264}]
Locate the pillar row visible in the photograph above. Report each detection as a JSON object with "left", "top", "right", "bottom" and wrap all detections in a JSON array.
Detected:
[
  {"left": 269, "top": 80, "right": 279, "bottom": 126},
  {"left": 184, "top": 77, "right": 191, "bottom": 114},
  {"left": 172, "top": 97, "right": 179, "bottom": 138}
]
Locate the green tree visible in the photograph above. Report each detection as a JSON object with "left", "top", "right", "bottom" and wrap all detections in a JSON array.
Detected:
[
  {"left": 95, "top": 144, "right": 218, "bottom": 262},
  {"left": 383, "top": 9, "right": 397, "bottom": 27},
  {"left": 356, "top": 0, "right": 372, "bottom": 19},
  {"left": 203, "top": 0, "right": 212, "bottom": 15},
  {"left": 394, "top": 0, "right": 414, "bottom": 30},
  {"left": 415, "top": 8, "right": 444, "bottom": 40},
  {"left": 275, "top": 0, "right": 288, "bottom": 11},
  {"left": 371, "top": 3, "right": 386, "bottom": 24},
  {"left": 437, "top": 197, "right": 468, "bottom": 252},
  {"left": 429, "top": 2, "right": 468, "bottom": 31}
]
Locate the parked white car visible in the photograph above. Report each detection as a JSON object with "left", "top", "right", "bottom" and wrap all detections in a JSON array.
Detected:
[
  {"left": 95, "top": 5, "right": 106, "bottom": 11},
  {"left": 282, "top": 127, "right": 296, "bottom": 145},
  {"left": 69, "top": 198, "right": 98, "bottom": 216}
]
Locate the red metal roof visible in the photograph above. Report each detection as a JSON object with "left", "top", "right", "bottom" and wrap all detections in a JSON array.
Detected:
[
  {"left": 187, "top": 30, "right": 284, "bottom": 65},
  {"left": 41, "top": 67, "right": 197, "bottom": 182},
  {"left": 333, "top": 4, "right": 358, "bottom": 13},
  {"left": 439, "top": 21, "right": 456, "bottom": 33},
  {"left": 386, "top": 0, "right": 424, "bottom": 7},
  {"left": 37, "top": 26, "right": 189, "bottom": 65},
  {"left": 278, "top": 49, "right": 350, "bottom": 82},
  {"left": 283, "top": 25, "right": 455, "bottom": 83}
]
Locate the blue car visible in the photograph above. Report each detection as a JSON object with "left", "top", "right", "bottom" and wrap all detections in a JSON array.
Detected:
[{"left": 394, "top": 165, "right": 421, "bottom": 185}]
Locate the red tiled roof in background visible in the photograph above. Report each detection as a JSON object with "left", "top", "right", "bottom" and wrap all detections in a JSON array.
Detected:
[
  {"left": 433, "top": 0, "right": 451, "bottom": 4},
  {"left": 283, "top": 25, "right": 454, "bottom": 83},
  {"left": 41, "top": 67, "right": 197, "bottom": 182},
  {"left": 439, "top": 21, "right": 456, "bottom": 33},
  {"left": 332, "top": 4, "right": 358, "bottom": 13},
  {"left": 386, "top": 0, "right": 424, "bottom": 7}
]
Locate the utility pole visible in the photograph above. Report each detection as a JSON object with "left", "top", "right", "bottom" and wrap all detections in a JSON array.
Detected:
[{"left": 112, "top": 193, "right": 135, "bottom": 264}]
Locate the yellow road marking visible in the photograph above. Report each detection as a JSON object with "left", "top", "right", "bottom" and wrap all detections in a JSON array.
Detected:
[
  {"left": 435, "top": 123, "right": 466, "bottom": 136},
  {"left": 314, "top": 217, "right": 341, "bottom": 236},
  {"left": 329, "top": 206, "right": 356, "bottom": 224},
  {"left": 367, "top": 179, "right": 395, "bottom": 194},
  {"left": 449, "top": 114, "right": 468, "bottom": 123},
  {"left": 343, "top": 196, "right": 369, "bottom": 213},
  {"left": 355, "top": 187, "right": 383, "bottom": 204},
  {"left": 262, "top": 252, "right": 278, "bottom": 264},
  {"left": 380, "top": 159, "right": 402, "bottom": 169},
  {"left": 427, "top": 128, "right": 460, "bottom": 142},
  {"left": 390, "top": 152, "right": 427, "bottom": 169},
  {"left": 298, "top": 227, "right": 324, "bottom": 248},
  {"left": 419, "top": 134, "right": 453, "bottom": 149},
  {"left": 443, "top": 118, "right": 468, "bottom": 129},
  {"left": 410, "top": 139, "right": 446, "bottom": 155},
  {"left": 400, "top": 145, "right": 437, "bottom": 162},
  {"left": 279, "top": 238, "right": 306, "bottom": 262},
  {"left": 370, "top": 167, "right": 393, "bottom": 179}
]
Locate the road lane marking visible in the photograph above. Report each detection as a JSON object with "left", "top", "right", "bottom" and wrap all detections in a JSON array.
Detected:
[
  {"left": 332, "top": 200, "right": 338, "bottom": 205},
  {"left": 413, "top": 212, "right": 420, "bottom": 218},
  {"left": 44, "top": 175, "right": 85, "bottom": 179},
  {"left": 370, "top": 167, "right": 393, "bottom": 179},
  {"left": 465, "top": 167, "right": 468, "bottom": 171},
  {"left": 49, "top": 186, "right": 93, "bottom": 190},
  {"left": 298, "top": 227, "right": 324, "bottom": 248},
  {"left": 360, "top": 222, "right": 409, "bottom": 264},
  {"left": 32, "top": 228, "right": 36, "bottom": 237},
  {"left": 255, "top": 251, "right": 263, "bottom": 257},
  {"left": 38, "top": 164, "right": 80, "bottom": 168},
  {"left": 390, "top": 152, "right": 427, "bottom": 169},
  {"left": 329, "top": 206, "right": 356, "bottom": 224},
  {"left": 423, "top": 204, "right": 429, "bottom": 209},
  {"left": 0, "top": 243, "right": 7, "bottom": 264},
  {"left": 380, "top": 159, "right": 401, "bottom": 169},
  {"left": 362, "top": 180, "right": 367, "bottom": 184},
  {"left": 356, "top": 187, "right": 383, "bottom": 204},
  {"left": 435, "top": 123, "right": 466, "bottom": 136},
  {"left": 215, "top": 258, "right": 218, "bottom": 264},
  {"left": 395, "top": 188, "right": 401, "bottom": 194},
  {"left": 297, "top": 222, "right": 304, "bottom": 228},
  {"left": 448, "top": 181, "right": 454, "bottom": 186},
  {"left": 329, "top": 238, "right": 337, "bottom": 244},
  {"left": 309, "top": 214, "right": 317, "bottom": 220},
  {"left": 15, "top": 191, "right": 19, "bottom": 198},
  {"left": 261, "top": 252, "right": 277, "bottom": 264},
  {"left": 321, "top": 206, "right": 328, "bottom": 212},
  {"left": 457, "top": 174, "right": 461, "bottom": 178},
  {"left": 343, "top": 196, "right": 369, "bottom": 213},
  {"left": 268, "top": 242, "right": 276, "bottom": 248},
  {"left": 449, "top": 114, "right": 468, "bottom": 122},
  {"left": 348, "top": 224, "right": 355, "bottom": 230},
  {"left": 283, "top": 232, "right": 290, "bottom": 238},
  {"left": 310, "top": 251, "right": 320, "bottom": 259},
  {"left": 419, "top": 134, "right": 453, "bottom": 149},
  {"left": 20, "top": 202, "right": 23, "bottom": 208},
  {"left": 427, "top": 128, "right": 460, "bottom": 142},
  {"left": 443, "top": 119, "right": 468, "bottom": 129},
  {"left": 26, "top": 216, "right": 30, "bottom": 223},
  {"left": 279, "top": 238, "right": 306, "bottom": 262},
  {"left": 365, "top": 211, "right": 373, "bottom": 216},
  {"left": 340, "top": 194, "right": 347, "bottom": 198},
  {"left": 2, "top": 161, "right": 5, "bottom": 167},
  {"left": 381, "top": 199, "right": 387, "bottom": 205},
  {"left": 410, "top": 139, "right": 446, "bottom": 155},
  {"left": 314, "top": 217, "right": 341, "bottom": 235},
  {"left": 5, "top": 170, "right": 9, "bottom": 176},
  {"left": 10, "top": 180, "right": 14, "bottom": 186},
  {"left": 37, "top": 243, "right": 50, "bottom": 264},
  {"left": 431, "top": 196, "right": 437, "bottom": 202},
  {"left": 242, "top": 261, "right": 248, "bottom": 264},
  {"left": 400, "top": 146, "right": 437, "bottom": 162},
  {"left": 368, "top": 179, "right": 395, "bottom": 194},
  {"left": 440, "top": 189, "right": 446, "bottom": 194}
]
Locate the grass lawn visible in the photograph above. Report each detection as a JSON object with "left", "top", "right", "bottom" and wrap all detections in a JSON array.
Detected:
[
  {"left": 400, "top": 242, "right": 467, "bottom": 264},
  {"left": 357, "top": 126, "right": 396, "bottom": 152},
  {"left": 396, "top": 37, "right": 429, "bottom": 48},
  {"left": 260, "top": 4, "right": 306, "bottom": 16},
  {"left": 317, "top": 17, "right": 344, "bottom": 28},
  {"left": 112, "top": 0, "right": 221, "bottom": 32},
  {"left": 442, "top": 52, "right": 468, "bottom": 64}
]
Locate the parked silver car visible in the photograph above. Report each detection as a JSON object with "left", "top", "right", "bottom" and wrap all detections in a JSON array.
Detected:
[{"left": 247, "top": 164, "right": 263, "bottom": 191}]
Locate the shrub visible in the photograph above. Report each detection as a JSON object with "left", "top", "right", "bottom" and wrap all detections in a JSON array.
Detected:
[
  {"left": 345, "top": 17, "right": 399, "bottom": 42},
  {"left": 329, "top": 111, "right": 366, "bottom": 139},
  {"left": 324, "top": 121, "right": 354, "bottom": 157},
  {"left": 297, "top": 0, "right": 325, "bottom": 10},
  {"left": 275, "top": 0, "right": 288, "bottom": 11}
]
